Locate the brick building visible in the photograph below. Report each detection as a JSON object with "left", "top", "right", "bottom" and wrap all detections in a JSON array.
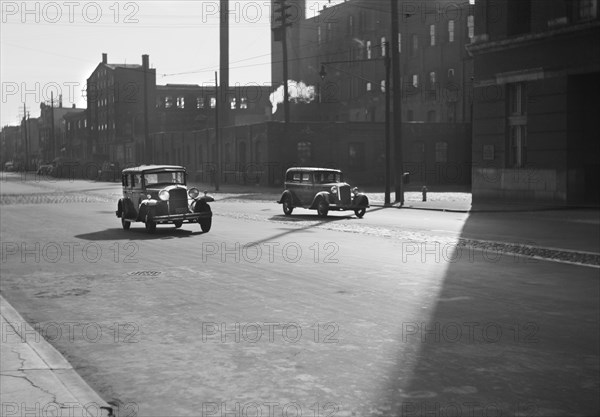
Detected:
[
  {"left": 87, "top": 53, "right": 156, "bottom": 166},
  {"left": 468, "top": 0, "right": 600, "bottom": 204}
]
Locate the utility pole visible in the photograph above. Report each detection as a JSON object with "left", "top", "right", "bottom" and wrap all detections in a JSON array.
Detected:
[
  {"left": 220, "top": 0, "right": 229, "bottom": 128},
  {"left": 274, "top": 0, "right": 291, "bottom": 123},
  {"left": 143, "top": 54, "right": 150, "bottom": 163},
  {"left": 391, "top": 0, "right": 404, "bottom": 205},
  {"left": 384, "top": 44, "right": 391, "bottom": 206},
  {"left": 23, "top": 103, "right": 29, "bottom": 171},
  {"left": 214, "top": 71, "right": 220, "bottom": 192},
  {"left": 50, "top": 92, "right": 56, "bottom": 161}
]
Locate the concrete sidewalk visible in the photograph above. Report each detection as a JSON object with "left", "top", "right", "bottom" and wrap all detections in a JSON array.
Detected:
[{"left": 0, "top": 295, "right": 112, "bottom": 417}]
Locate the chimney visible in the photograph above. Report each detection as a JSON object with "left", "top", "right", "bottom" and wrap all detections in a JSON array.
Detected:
[
  {"left": 142, "top": 54, "right": 149, "bottom": 69},
  {"left": 102, "top": 53, "right": 107, "bottom": 64}
]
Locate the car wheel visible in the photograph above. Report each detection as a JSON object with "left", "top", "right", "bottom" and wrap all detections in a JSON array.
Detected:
[
  {"left": 282, "top": 195, "right": 293, "bottom": 216},
  {"left": 316, "top": 199, "right": 329, "bottom": 217},
  {"left": 145, "top": 212, "right": 157, "bottom": 233},
  {"left": 121, "top": 217, "right": 131, "bottom": 230},
  {"left": 354, "top": 208, "right": 366, "bottom": 218},
  {"left": 199, "top": 217, "right": 212, "bottom": 233},
  {"left": 173, "top": 220, "right": 183, "bottom": 229}
]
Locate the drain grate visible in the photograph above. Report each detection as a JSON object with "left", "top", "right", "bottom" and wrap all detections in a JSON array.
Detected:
[{"left": 127, "top": 271, "right": 162, "bottom": 277}]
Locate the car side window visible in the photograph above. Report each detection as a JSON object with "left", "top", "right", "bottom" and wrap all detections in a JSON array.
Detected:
[
  {"left": 292, "top": 172, "right": 301, "bottom": 182},
  {"left": 301, "top": 173, "right": 311, "bottom": 183},
  {"left": 133, "top": 174, "right": 142, "bottom": 189},
  {"left": 122, "top": 175, "right": 129, "bottom": 187}
]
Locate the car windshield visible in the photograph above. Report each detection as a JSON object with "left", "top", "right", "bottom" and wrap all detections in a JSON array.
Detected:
[
  {"left": 315, "top": 171, "right": 343, "bottom": 183},
  {"left": 144, "top": 171, "right": 185, "bottom": 186}
]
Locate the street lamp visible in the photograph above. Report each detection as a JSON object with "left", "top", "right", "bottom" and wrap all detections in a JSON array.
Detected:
[{"left": 319, "top": 50, "right": 392, "bottom": 206}]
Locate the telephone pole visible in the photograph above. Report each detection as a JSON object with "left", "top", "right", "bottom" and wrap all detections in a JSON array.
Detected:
[
  {"left": 391, "top": 0, "right": 405, "bottom": 205},
  {"left": 23, "top": 103, "right": 29, "bottom": 171},
  {"left": 274, "top": 0, "right": 291, "bottom": 123}
]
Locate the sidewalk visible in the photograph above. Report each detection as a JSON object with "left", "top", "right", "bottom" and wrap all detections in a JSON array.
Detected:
[{"left": 0, "top": 295, "right": 112, "bottom": 417}]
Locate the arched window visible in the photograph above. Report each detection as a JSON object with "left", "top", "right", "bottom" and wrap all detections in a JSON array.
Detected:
[{"left": 297, "top": 141, "right": 312, "bottom": 164}]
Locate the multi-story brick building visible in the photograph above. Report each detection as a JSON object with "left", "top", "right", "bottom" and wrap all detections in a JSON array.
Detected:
[
  {"left": 271, "top": 0, "right": 475, "bottom": 123},
  {"left": 468, "top": 0, "right": 600, "bottom": 204},
  {"left": 87, "top": 53, "right": 156, "bottom": 166}
]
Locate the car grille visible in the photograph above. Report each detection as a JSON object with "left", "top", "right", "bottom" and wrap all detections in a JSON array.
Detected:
[
  {"left": 169, "top": 188, "right": 189, "bottom": 214},
  {"left": 339, "top": 185, "right": 351, "bottom": 205}
]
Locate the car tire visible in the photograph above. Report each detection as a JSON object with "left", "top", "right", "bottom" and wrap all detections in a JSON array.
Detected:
[
  {"left": 145, "top": 212, "right": 157, "bottom": 233},
  {"left": 354, "top": 208, "right": 366, "bottom": 218},
  {"left": 199, "top": 217, "right": 212, "bottom": 233},
  {"left": 173, "top": 220, "right": 183, "bottom": 228},
  {"left": 121, "top": 217, "right": 131, "bottom": 230},
  {"left": 282, "top": 195, "right": 293, "bottom": 216},
  {"left": 317, "top": 199, "right": 329, "bottom": 217}
]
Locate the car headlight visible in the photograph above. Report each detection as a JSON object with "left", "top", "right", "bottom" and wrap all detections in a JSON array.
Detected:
[
  {"left": 330, "top": 185, "right": 338, "bottom": 194},
  {"left": 352, "top": 187, "right": 359, "bottom": 196},
  {"left": 158, "top": 189, "right": 170, "bottom": 201},
  {"left": 188, "top": 188, "right": 200, "bottom": 199}
]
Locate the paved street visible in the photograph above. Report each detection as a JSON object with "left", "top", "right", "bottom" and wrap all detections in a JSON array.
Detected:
[{"left": 1, "top": 173, "right": 599, "bottom": 416}]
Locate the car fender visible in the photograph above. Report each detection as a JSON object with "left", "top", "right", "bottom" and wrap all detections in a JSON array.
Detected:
[
  {"left": 310, "top": 191, "right": 330, "bottom": 209},
  {"left": 278, "top": 190, "right": 293, "bottom": 205},
  {"left": 198, "top": 195, "right": 214, "bottom": 203},
  {"left": 353, "top": 194, "right": 369, "bottom": 207},
  {"left": 192, "top": 199, "right": 212, "bottom": 213},
  {"left": 140, "top": 198, "right": 158, "bottom": 207},
  {"left": 121, "top": 198, "right": 137, "bottom": 219}
]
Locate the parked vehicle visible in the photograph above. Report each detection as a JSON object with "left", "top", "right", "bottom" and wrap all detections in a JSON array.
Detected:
[
  {"left": 277, "top": 167, "right": 369, "bottom": 218},
  {"left": 116, "top": 165, "right": 213, "bottom": 233}
]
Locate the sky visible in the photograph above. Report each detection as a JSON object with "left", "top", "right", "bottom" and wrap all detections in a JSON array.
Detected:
[{"left": 1, "top": 0, "right": 344, "bottom": 126}]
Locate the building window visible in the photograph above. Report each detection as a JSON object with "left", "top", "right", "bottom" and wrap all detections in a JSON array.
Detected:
[
  {"left": 297, "top": 141, "right": 312, "bottom": 164},
  {"left": 367, "top": 40, "right": 372, "bottom": 59},
  {"left": 407, "top": 109, "right": 414, "bottom": 121},
  {"left": 435, "top": 141, "right": 448, "bottom": 162},
  {"left": 156, "top": 97, "right": 164, "bottom": 108},
  {"left": 381, "top": 80, "right": 386, "bottom": 93},
  {"left": 210, "top": 97, "right": 216, "bottom": 108},
  {"left": 507, "top": 83, "right": 528, "bottom": 168},
  {"left": 240, "top": 97, "right": 248, "bottom": 109},
  {"left": 366, "top": 82, "right": 372, "bottom": 92},
  {"left": 165, "top": 96, "right": 173, "bottom": 109},
  {"left": 176, "top": 97, "right": 185, "bottom": 109},
  {"left": 317, "top": 26, "right": 322, "bottom": 44},
  {"left": 430, "top": 24, "right": 436, "bottom": 46},
  {"left": 429, "top": 71, "right": 436, "bottom": 86},
  {"left": 196, "top": 97, "right": 205, "bottom": 109},
  {"left": 576, "top": 0, "right": 598, "bottom": 20},
  {"left": 381, "top": 37, "right": 387, "bottom": 57},
  {"left": 411, "top": 34, "right": 418, "bottom": 56},
  {"left": 348, "top": 143, "right": 366, "bottom": 171},
  {"left": 448, "top": 68, "right": 455, "bottom": 79},
  {"left": 230, "top": 98, "right": 237, "bottom": 110},
  {"left": 347, "top": 15, "right": 354, "bottom": 35},
  {"left": 326, "top": 23, "right": 332, "bottom": 42},
  {"left": 467, "top": 15, "right": 475, "bottom": 41},
  {"left": 412, "top": 74, "right": 419, "bottom": 88},
  {"left": 448, "top": 20, "right": 455, "bottom": 42}
]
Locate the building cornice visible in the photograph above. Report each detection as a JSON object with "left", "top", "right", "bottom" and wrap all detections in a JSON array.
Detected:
[{"left": 466, "top": 20, "right": 600, "bottom": 56}]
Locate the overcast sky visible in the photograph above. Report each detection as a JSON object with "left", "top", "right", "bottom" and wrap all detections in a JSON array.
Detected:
[{"left": 1, "top": 0, "right": 343, "bottom": 126}]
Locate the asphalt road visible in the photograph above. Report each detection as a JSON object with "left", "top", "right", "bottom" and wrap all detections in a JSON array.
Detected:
[{"left": 1, "top": 174, "right": 598, "bottom": 416}]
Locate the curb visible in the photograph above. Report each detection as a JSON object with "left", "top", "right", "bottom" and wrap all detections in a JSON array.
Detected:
[{"left": 0, "top": 295, "right": 113, "bottom": 417}]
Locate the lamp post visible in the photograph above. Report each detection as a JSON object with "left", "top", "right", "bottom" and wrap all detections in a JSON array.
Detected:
[{"left": 319, "top": 49, "right": 392, "bottom": 206}]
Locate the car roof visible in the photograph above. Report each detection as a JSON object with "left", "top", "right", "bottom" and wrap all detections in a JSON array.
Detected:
[
  {"left": 286, "top": 167, "right": 341, "bottom": 173},
  {"left": 122, "top": 165, "right": 186, "bottom": 174}
]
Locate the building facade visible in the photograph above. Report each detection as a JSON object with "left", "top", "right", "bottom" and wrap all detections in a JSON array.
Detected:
[
  {"left": 87, "top": 53, "right": 156, "bottom": 166},
  {"left": 468, "top": 0, "right": 600, "bottom": 204},
  {"left": 271, "top": 0, "right": 475, "bottom": 123}
]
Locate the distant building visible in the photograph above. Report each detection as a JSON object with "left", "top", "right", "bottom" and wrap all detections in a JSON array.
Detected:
[
  {"left": 468, "top": 0, "right": 600, "bottom": 204},
  {"left": 39, "top": 101, "right": 86, "bottom": 162},
  {"left": 87, "top": 53, "right": 156, "bottom": 166},
  {"left": 155, "top": 84, "right": 272, "bottom": 132},
  {"left": 63, "top": 110, "right": 89, "bottom": 161}
]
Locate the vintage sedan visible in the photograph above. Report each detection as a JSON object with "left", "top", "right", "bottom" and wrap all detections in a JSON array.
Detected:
[
  {"left": 277, "top": 167, "right": 369, "bottom": 217},
  {"left": 116, "top": 165, "right": 213, "bottom": 233}
]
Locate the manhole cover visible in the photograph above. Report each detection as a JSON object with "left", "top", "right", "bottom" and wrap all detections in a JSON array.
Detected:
[{"left": 127, "top": 271, "right": 162, "bottom": 276}]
